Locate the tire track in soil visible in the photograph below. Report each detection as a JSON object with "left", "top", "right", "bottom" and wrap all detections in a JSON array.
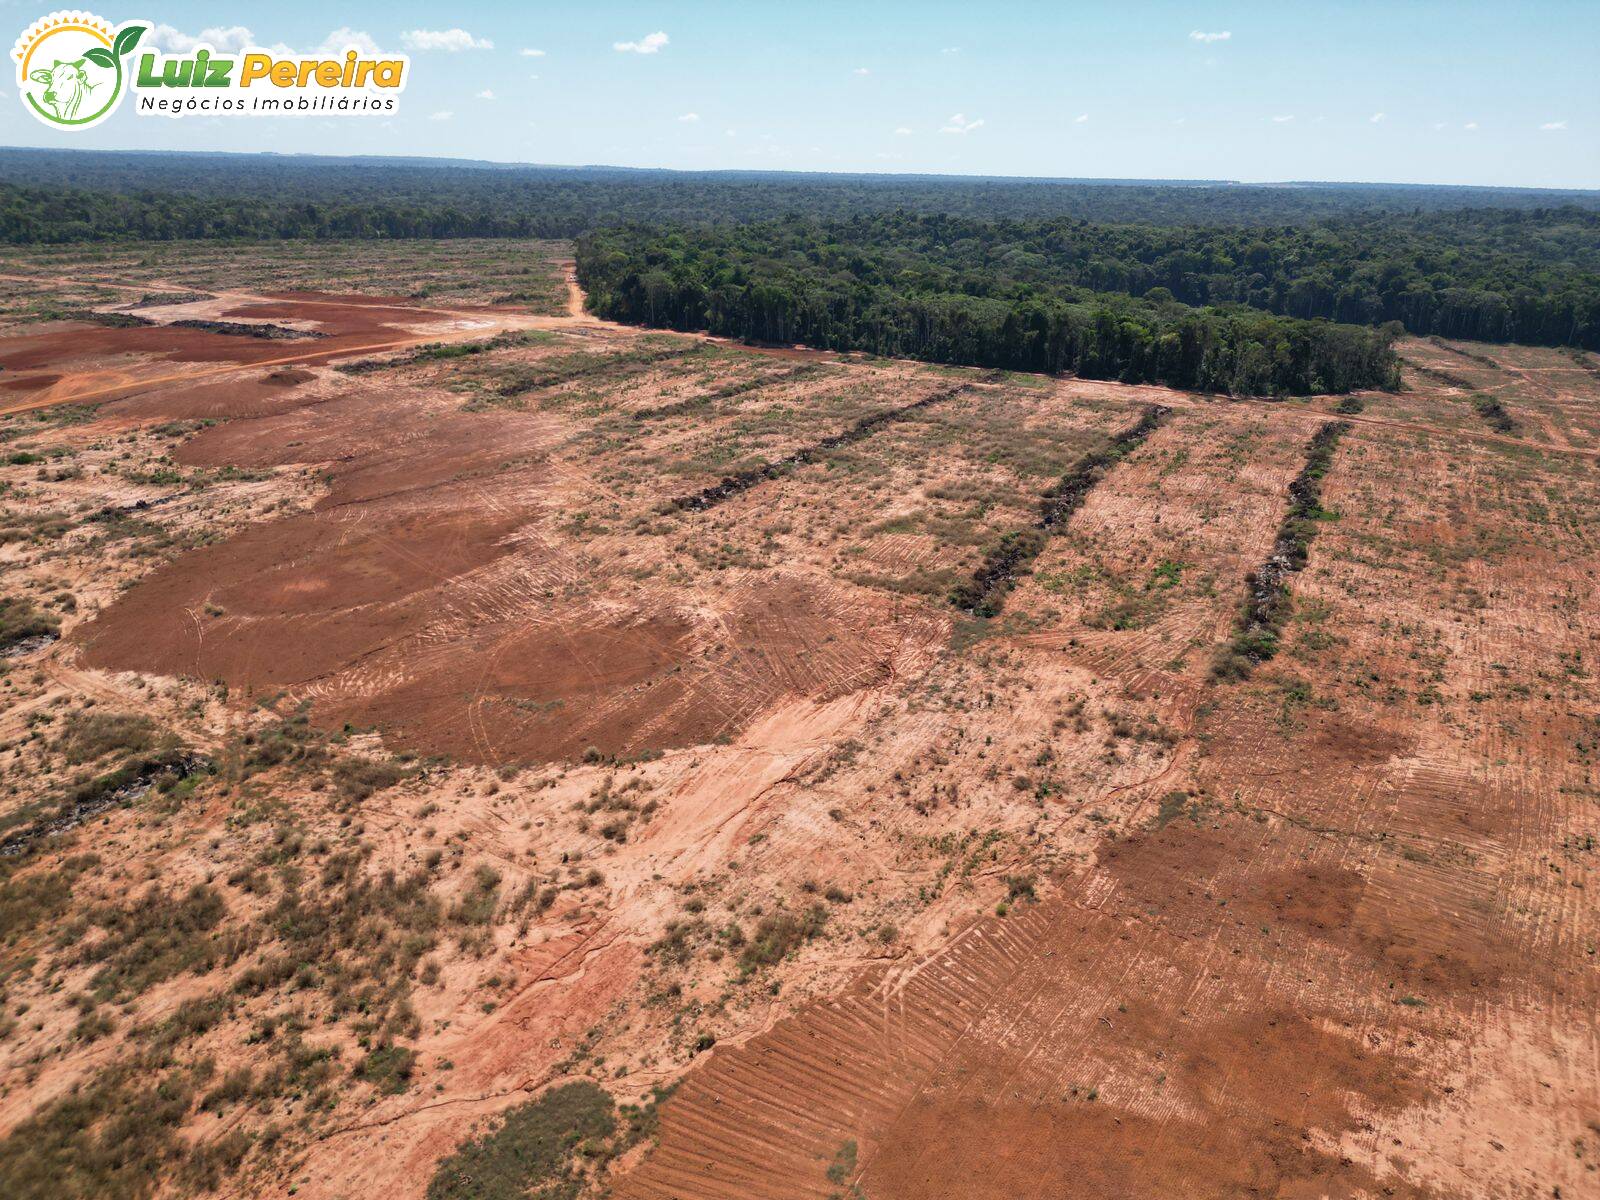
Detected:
[
  {"left": 611, "top": 404, "right": 1597, "bottom": 1200},
  {"left": 610, "top": 748, "right": 1479, "bottom": 1200}
]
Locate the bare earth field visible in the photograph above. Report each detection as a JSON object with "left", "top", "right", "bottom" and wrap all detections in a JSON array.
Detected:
[{"left": 0, "top": 241, "right": 1595, "bottom": 1200}]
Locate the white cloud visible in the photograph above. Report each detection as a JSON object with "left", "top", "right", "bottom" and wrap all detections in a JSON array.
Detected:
[
  {"left": 853, "top": 66, "right": 871, "bottom": 76},
  {"left": 402, "top": 28, "right": 493, "bottom": 52},
  {"left": 1190, "top": 30, "right": 1231, "bottom": 43},
  {"left": 1433, "top": 121, "right": 1447, "bottom": 130},
  {"left": 1464, "top": 121, "right": 1479, "bottom": 130},
  {"left": 725, "top": 128, "right": 737, "bottom": 137},
  {"left": 476, "top": 89, "right": 495, "bottom": 100},
  {"left": 677, "top": 112, "right": 700, "bottom": 122},
  {"left": 148, "top": 24, "right": 256, "bottom": 53},
  {"left": 940, "top": 46, "right": 960, "bottom": 54},
  {"left": 149, "top": 23, "right": 377, "bottom": 58},
  {"left": 319, "top": 27, "right": 381, "bottom": 56},
  {"left": 429, "top": 110, "right": 453, "bottom": 121},
  {"left": 1369, "top": 112, "right": 1386, "bottom": 123},
  {"left": 894, "top": 126, "right": 913, "bottom": 135},
  {"left": 1540, "top": 120, "right": 1568, "bottom": 130},
  {"left": 519, "top": 48, "right": 546, "bottom": 58},
  {"left": 1173, "top": 116, "right": 1187, "bottom": 126},
  {"left": 1271, "top": 114, "right": 1295, "bottom": 123},
  {"left": 940, "top": 113, "right": 985, "bottom": 134},
  {"left": 614, "top": 31, "right": 669, "bottom": 54},
  {"left": 1074, "top": 113, "right": 1089, "bottom": 123}
]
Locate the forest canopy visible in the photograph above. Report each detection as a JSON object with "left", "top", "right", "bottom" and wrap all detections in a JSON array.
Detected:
[
  {"left": 4, "top": 152, "right": 1596, "bottom": 353},
  {"left": 576, "top": 220, "right": 1403, "bottom": 396},
  {"left": 4, "top": 148, "right": 1596, "bottom": 233},
  {"left": 576, "top": 211, "right": 1600, "bottom": 355},
  {"left": 4, "top": 150, "right": 1597, "bottom": 387}
]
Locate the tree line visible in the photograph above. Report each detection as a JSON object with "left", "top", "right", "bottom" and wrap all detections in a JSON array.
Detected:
[
  {"left": 837, "top": 210, "right": 1600, "bottom": 348},
  {"left": 5, "top": 149, "right": 1596, "bottom": 235},
  {"left": 0, "top": 182, "right": 556, "bottom": 243},
  {"left": 582, "top": 211, "right": 1600, "bottom": 353},
  {"left": 576, "top": 223, "right": 1401, "bottom": 396},
  {"left": 5, "top": 150, "right": 1596, "bottom": 352}
]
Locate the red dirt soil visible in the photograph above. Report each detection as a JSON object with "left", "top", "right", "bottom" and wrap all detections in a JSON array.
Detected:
[
  {"left": 0, "top": 292, "right": 420, "bottom": 374},
  {"left": 7, "top": 290, "right": 1596, "bottom": 1200},
  {"left": 610, "top": 386, "right": 1600, "bottom": 1200},
  {"left": 75, "top": 375, "right": 940, "bottom": 764},
  {"left": 0, "top": 288, "right": 538, "bottom": 414}
]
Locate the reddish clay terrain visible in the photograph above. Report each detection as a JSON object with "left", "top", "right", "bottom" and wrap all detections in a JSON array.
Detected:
[{"left": 0, "top": 248, "right": 1596, "bottom": 1200}]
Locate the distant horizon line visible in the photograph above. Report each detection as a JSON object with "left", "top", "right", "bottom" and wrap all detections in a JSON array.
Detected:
[{"left": 3, "top": 144, "right": 1596, "bottom": 195}]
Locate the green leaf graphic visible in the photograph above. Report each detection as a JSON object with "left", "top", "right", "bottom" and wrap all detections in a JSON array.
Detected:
[
  {"left": 83, "top": 47, "right": 115, "bottom": 68},
  {"left": 113, "top": 25, "right": 145, "bottom": 58}
]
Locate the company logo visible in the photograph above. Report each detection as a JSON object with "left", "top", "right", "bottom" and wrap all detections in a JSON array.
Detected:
[
  {"left": 13, "top": 10, "right": 145, "bottom": 129},
  {"left": 14, "top": 11, "right": 410, "bottom": 129}
]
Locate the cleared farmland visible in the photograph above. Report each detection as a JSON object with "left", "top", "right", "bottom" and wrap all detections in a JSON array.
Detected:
[{"left": 0, "top": 242, "right": 1595, "bottom": 1200}]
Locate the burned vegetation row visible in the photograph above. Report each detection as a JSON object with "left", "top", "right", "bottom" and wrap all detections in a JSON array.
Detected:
[
  {"left": 0, "top": 742, "right": 209, "bottom": 860},
  {"left": 661, "top": 381, "right": 977, "bottom": 513},
  {"left": 77, "top": 312, "right": 320, "bottom": 340},
  {"left": 950, "top": 404, "right": 1172, "bottom": 617},
  {"left": 1214, "top": 419, "right": 1350, "bottom": 680},
  {"left": 632, "top": 364, "right": 829, "bottom": 422},
  {"left": 1406, "top": 361, "right": 1519, "bottom": 434},
  {"left": 334, "top": 329, "right": 540, "bottom": 373}
]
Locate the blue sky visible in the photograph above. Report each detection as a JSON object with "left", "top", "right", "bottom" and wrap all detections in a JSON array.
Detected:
[{"left": 3, "top": 0, "right": 1595, "bottom": 188}]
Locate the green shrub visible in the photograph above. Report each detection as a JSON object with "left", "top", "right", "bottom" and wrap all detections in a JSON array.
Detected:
[
  {"left": 0, "top": 1058, "right": 196, "bottom": 1200},
  {"left": 331, "top": 756, "right": 411, "bottom": 802},
  {"left": 56, "top": 713, "right": 161, "bottom": 765},
  {"left": 739, "top": 904, "right": 828, "bottom": 973},
  {"left": 0, "top": 855, "right": 97, "bottom": 942},
  {"left": 84, "top": 883, "right": 229, "bottom": 1001},
  {"left": 826, "top": 1139, "right": 859, "bottom": 1185},
  {"left": 0, "top": 595, "right": 60, "bottom": 652},
  {"left": 356, "top": 1043, "right": 416, "bottom": 1094},
  {"left": 427, "top": 1081, "right": 616, "bottom": 1200}
]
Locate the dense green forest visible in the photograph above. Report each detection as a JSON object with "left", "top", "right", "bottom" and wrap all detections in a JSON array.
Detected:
[
  {"left": 582, "top": 212, "right": 1600, "bottom": 350},
  {"left": 5, "top": 150, "right": 1597, "bottom": 351},
  {"left": 5, "top": 150, "right": 1598, "bottom": 366},
  {"left": 577, "top": 222, "right": 1401, "bottom": 396},
  {"left": 2, "top": 148, "right": 1597, "bottom": 241}
]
